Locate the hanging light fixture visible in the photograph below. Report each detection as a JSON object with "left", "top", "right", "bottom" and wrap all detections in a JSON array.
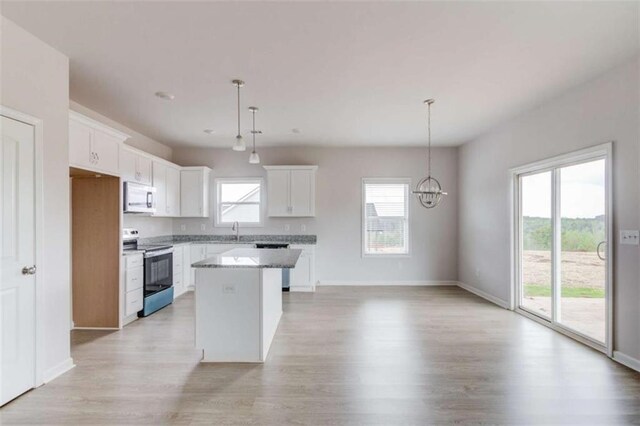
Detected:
[
  {"left": 232, "top": 79, "right": 246, "bottom": 151},
  {"left": 248, "top": 106, "right": 261, "bottom": 164},
  {"left": 413, "top": 99, "right": 447, "bottom": 209}
]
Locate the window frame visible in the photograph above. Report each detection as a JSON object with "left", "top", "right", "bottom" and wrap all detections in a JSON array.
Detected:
[
  {"left": 214, "top": 177, "right": 264, "bottom": 227},
  {"left": 361, "top": 177, "right": 411, "bottom": 258}
]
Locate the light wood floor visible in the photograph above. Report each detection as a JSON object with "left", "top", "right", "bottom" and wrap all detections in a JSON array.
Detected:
[{"left": 2, "top": 286, "right": 640, "bottom": 425}]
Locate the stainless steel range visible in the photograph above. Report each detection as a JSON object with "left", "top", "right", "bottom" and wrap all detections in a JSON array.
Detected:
[{"left": 123, "top": 228, "right": 174, "bottom": 317}]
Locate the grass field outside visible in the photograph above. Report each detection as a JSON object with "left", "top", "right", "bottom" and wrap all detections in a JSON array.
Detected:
[{"left": 523, "top": 284, "right": 604, "bottom": 298}]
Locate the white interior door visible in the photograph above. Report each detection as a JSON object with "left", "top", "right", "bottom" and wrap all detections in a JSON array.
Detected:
[{"left": 1, "top": 115, "right": 36, "bottom": 406}]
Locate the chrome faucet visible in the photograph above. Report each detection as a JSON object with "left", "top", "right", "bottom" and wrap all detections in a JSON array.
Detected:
[{"left": 232, "top": 221, "right": 240, "bottom": 242}]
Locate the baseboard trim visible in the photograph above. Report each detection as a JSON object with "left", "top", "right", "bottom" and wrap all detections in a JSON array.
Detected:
[
  {"left": 289, "top": 286, "right": 316, "bottom": 292},
  {"left": 613, "top": 351, "right": 640, "bottom": 373},
  {"left": 43, "top": 357, "right": 75, "bottom": 383},
  {"left": 318, "top": 280, "right": 459, "bottom": 287},
  {"left": 456, "top": 281, "right": 510, "bottom": 309}
]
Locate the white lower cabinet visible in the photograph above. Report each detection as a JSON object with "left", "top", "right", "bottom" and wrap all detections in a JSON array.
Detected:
[
  {"left": 172, "top": 245, "right": 186, "bottom": 299},
  {"left": 123, "top": 254, "right": 144, "bottom": 321},
  {"left": 289, "top": 245, "right": 316, "bottom": 291}
]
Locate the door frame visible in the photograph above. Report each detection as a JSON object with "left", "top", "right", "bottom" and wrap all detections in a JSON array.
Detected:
[
  {"left": 509, "top": 142, "right": 613, "bottom": 357},
  {"left": 1, "top": 105, "right": 46, "bottom": 387}
]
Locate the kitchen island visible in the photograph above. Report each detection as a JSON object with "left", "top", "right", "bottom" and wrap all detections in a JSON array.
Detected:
[{"left": 192, "top": 248, "right": 302, "bottom": 362}]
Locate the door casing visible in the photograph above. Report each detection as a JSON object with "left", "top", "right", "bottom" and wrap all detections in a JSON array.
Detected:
[{"left": 509, "top": 142, "right": 613, "bottom": 357}]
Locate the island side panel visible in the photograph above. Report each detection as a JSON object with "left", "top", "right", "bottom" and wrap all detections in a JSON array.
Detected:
[
  {"left": 195, "top": 268, "right": 261, "bottom": 362},
  {"left": 261, "top": 268, "right": 284, "bottom": 362}
]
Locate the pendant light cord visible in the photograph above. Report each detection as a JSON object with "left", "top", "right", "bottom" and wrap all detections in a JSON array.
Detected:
[
  {"left": 252, "top": 108, "right": 256, "bottom": 151},
  {"left": 237, "top": 83, "right": 241, "bottom": 137},
  {"left": 427, "top": 101, "right": 432, "bottom": 178}
]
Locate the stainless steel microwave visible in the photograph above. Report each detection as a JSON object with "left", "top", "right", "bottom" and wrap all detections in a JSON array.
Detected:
[{"left": 123, "top": 182, "right": 156, "bottom": 214}]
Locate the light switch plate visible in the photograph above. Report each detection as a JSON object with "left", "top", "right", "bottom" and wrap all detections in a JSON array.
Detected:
[
  {"left": 180, "top": 224, "right": 186, "bottom": 231},
  {"left": 620, "top": 230, "right": 640, "bottom": 245},
  {"left": 223, "top": 284, "right": 236, "bottom": 294},
  {"left": 200, "top": 224, "right": 206, "bottom": 231},
  {"left": 284, "top": 224, "right": 290, "bottom": 232},
  {"left": 301, "top": 224, "right": 306, "bottom": 232}
]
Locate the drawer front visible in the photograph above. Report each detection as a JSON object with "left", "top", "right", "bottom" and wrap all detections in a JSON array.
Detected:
[
  {"left": 125, "top": 289, "right": 143, "bottom": 317},
  {"left": 126, "top": 254, "right": 144, "bottom": 269},
  {"left": 174, "top": 270, "right": 183, "bottom": 287},
  {"left": 126, "top": 265, "right": 144, "bottom": 292}
]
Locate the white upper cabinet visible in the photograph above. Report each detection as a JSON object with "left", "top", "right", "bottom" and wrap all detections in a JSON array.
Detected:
[
  {"left": 264, "top": 166, "right": 317, "bottom": 217},
  {"left": 181, "top": 166, "right": 211, "bottom": 217},
  {"left": 69, "top": 111, "right": 128, "bottom": 175},
  {"left": 152, "top": 161, "right": 167, "bottom": 216},
  {"left": 166, "top": 165, "right": 181, "bottom": 217},
  {"left": 152, "top": 161, "right": 181, "bottom": 217},
  {"left": 120, "top": 146, "right": 153, "bottom": 186}
]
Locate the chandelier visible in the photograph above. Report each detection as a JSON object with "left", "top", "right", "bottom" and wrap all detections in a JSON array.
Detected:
[{"left": 413, "top": 99, "right": 447, "bottom": 209}]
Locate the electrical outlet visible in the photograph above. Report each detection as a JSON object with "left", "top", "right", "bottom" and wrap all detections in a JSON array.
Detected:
[
  {"left": 620, "top": 230, "right": 640, "bottom": 245},
  {"left": 284, "top": 224, "right": 290, "bottom": 232},
  {"left": 180, "top": 224, "right": 186, "bottom": 232},
  {"left": 301, "top": 224, "right": 306, "bottom": 232},
  {"left": 223, "top": 284, "right": 236, "bottom": 294},
  {"left": 200, "top": 224, "right": 206, "bottom": 231}
]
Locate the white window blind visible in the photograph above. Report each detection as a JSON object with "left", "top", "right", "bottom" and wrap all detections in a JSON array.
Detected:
[
  {"left": 362, "top": 179, "right": 410, "bottom": 256},
  {"left": 215, "top": 178, "right": 263, "bottom": 225}
]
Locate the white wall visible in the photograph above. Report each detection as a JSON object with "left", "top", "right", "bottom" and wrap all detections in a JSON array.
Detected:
[
  {"left": 67, "top": 101, "right": 174, "bottom": 238},
  {"left": 1, "top": 17, "right": 72, "bottom": 379},
  {"left": 172, "top": 146, "right": 458, "bottom": 283},
  {"left": 458, "top": 59, "right": 639, "bottom": 361}
]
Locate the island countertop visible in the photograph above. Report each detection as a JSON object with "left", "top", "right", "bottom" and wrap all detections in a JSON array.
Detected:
[{"left": 192, "top": 248, "right": 302, "bottom": 269}]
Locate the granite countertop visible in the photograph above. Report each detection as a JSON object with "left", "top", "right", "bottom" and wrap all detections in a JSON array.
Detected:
[
  {"left": 140, "top": 234, "right": 317, "bottom": 245},
  {"left": 192, "top": 248, "right": 302, "bottom": 269},
  {"left": 122, "top": 249, "right": 145, "bottom": 256}
]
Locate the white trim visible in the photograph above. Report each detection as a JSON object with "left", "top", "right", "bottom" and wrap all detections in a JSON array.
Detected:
[
  {"left": 509, "top": 142, "right": 613, "bottom": 355},
  {"left": 214, "top": 177, "right": 265, "bottom": 227},
  {"left": 456, "top": 282, "right": 511, "bottom": 309},
  {"left": 69, "top": 110, "right": 130, "bottom": 141},
  {"left": 0, "top": 105, "right": 51, "bottom": 388},
  {"left": 318, "top": 280, "right": 457, "bottom": 287},
  {"left": 42, "top": 358, "right": 75, "bottom": 384},
  {"left": 263, "top": 165, "right": 318, "bottom": 171},
  {"left": 613, "top": 351, "right": 640, "bottom": 373},
  {"left": 361, "top": 177, "right": 411, "bottom": 258}
]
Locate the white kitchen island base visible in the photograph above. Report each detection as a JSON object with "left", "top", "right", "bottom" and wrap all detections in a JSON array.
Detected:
[{"left": 195, "top": 267, "right": 283, "bottom": 363}]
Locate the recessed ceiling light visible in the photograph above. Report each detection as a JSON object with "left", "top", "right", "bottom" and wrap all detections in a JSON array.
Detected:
[
  {"left": 155, "top": 91, "right": 175, "bottom": 100},
  {"left": 292, "top": 128, "right": 301, "bottom": 134},
  {"left": 203, "top": 129, "right": 215, "bottom": 135}
]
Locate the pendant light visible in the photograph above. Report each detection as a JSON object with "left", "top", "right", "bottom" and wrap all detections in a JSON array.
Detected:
[
  {"left": 248, "top": 106, "right": 261, "bottom": 164},
  {"left": 232, "top": 79, "right": 246, "bottom": 151},
  {"left": 413, "top": 99, "right": 447, "bottom": 208}
]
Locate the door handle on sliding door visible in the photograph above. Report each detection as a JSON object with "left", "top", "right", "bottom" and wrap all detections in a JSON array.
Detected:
[{"left": 596, "top": 241, "right": 607, "bottom": 261}]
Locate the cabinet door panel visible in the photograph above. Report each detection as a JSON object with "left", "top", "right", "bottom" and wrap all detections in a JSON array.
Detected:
[
  {"left": 137, "top": 155, "right": 153, "bottom": 185},
  {"left": 181, "top": 170, "right": 203, "bottom": 217},
  {"left": 152, "top": 161, "right": 167, "bottom": 216},
  {"left": 92, "top": 130, "right": 120, "bottom": 174},
  {"left": 120, "top": 149, "right": 137, "bottom": 182},
  {"left": 69, "top": 119, "right": 92, "bottom": 168},
  {"left": 267, "top": 170, "right": 290, "bottom": 216},
  {"left": 290, "top": 169, "right": 313, "bottom": 216},
  {"left": 166, "top": 166, "right": 181, "bottom": 217}
]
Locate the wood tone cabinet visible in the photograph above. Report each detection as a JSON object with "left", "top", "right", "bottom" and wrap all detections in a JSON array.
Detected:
[
  {"left": 264, "top": 166, "right": 317, "bottom": 217},
  {"left": 69, "top": 111, "right": 128, "bottom": 176},
  {"left": 120, "top": 146, "right": 152, "bottom": 185},
  {"left": 289, "top": 245, "right": 316, "bottom": 292},
  {"left": 180, "top": 167, "right": 211, "bottom": 217}
]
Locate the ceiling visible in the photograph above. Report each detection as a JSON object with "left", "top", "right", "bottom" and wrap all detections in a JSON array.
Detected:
[{"left": 2, "top": 1, "right": 638, "bottom": 148}]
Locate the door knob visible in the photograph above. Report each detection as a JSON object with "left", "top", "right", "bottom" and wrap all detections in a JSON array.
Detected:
[
  {"left": 596, "top": 241, "right": 607, "bottom": 261},
  {"left": 22, "top": 265, "right": 37, "bottom": 275}
]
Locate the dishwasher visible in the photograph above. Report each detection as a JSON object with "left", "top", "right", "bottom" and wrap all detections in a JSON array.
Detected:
[{"left": 254, "top": 242, "right": 291, "bottom": 291}]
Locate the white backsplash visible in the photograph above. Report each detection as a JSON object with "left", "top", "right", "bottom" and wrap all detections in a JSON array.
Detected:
[{"left": 123, "top": 215, "right": 173, "bottom": 238}]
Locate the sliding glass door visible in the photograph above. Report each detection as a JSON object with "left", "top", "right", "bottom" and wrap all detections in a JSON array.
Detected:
[{"left": 514, "top": 146, "right": 611, "bottom": 351}]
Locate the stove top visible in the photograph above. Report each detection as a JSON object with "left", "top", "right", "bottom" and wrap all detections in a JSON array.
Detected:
[{"left": 136, "top": 244, "right": 173, "bottom": 252}]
